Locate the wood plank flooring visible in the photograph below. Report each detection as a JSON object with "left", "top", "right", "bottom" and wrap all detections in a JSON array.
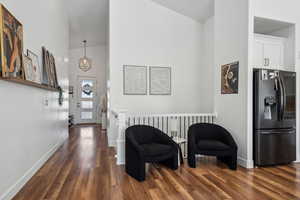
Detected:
[{"left": 12, "top": 125, "right": 300, "bottom": 200}]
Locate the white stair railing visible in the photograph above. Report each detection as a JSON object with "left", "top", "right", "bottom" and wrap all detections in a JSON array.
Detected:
[{"left": 113, "top": 111, "right": 217, "bottom": 165}]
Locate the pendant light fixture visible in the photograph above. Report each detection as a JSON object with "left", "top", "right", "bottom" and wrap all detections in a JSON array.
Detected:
[{"left": 79, "top": 40, "right": 92, "bottom": 72}]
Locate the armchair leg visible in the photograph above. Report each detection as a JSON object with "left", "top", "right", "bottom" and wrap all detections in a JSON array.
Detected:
[
  {"left": 217, "top": 154, "right": 237, "bottom": 170},
  {"left": 217, "top": 156, "right": 225, "bottom": 163},
  {"left": 188, "top": 153, "right": 196, "bottom": 168},
  {"left": 125, "top": 141, "right": 146, "bottom": 181},
  {"left": 160, "top": 155, "right": 178, "bottom": 170},
  {"left": 228, "top": 153, "right": 237, "bottom": 170},
  {"left": 126, "top": 161, "right": 146, "bottom": 181}
]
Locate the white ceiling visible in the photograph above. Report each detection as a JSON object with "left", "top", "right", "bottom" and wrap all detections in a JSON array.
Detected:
[
  {"left": 67, "top": 0, "right": 214, "bottom": 49},
  {"left": 67, "top": 0, "right": 108, "bottom": 49},
  {"left": 151, "top": 0, "right": 214, "bottom": 22}
]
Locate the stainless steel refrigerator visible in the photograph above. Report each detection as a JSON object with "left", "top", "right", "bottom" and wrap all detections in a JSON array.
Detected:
[{"left": 253, "top": 69, "right": 296, "bottom": 166}]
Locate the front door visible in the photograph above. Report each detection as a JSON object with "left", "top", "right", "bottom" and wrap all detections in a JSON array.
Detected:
[{"left": 75, "top": 76, "right": 97, "bottom": 124}]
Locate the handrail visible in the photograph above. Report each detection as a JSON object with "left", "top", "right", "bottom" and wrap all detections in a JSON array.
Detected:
[
  {"left": 110, "top": 110, "right": 119, "bottom": 119},
  {"left": 110, "top": 109, "right": 128, "bottom": 119}
]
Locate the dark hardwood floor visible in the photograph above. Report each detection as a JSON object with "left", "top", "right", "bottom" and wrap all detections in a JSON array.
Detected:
[{"left": 13, "top": 125, "right": 300, "bottom": 200}]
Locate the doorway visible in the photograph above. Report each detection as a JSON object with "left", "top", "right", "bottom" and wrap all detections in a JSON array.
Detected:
[{"left": 75, "top": 76, "right": 98, "bottom": 124}]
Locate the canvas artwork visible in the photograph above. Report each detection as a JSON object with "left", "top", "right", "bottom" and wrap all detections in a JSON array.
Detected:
[
  {"left": 221, "top": 61, "right": 239, "bottom": 94},
  {"left": 0, "top": 5, "right": 24, "bottom": 78},
  {"left": 23, "top": 54, "right": 34, "bottom": 82},
  {"left": 27, "top": 50, "right": 42, "bottom": 84}
]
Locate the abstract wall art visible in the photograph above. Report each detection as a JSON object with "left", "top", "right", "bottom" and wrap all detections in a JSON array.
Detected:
[
  {"left": 149, "top": 66, "right": 171, "bottom": 95},
  {"left": 0, "top": 4, "right": 24, "bottom": 79},
  {"left": 123, "top": 65, "right": 147, "bottom": 95}
]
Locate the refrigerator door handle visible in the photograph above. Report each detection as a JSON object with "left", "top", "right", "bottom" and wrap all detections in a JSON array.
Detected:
[
  {"left": 279, "top": 76, "right": 286, "bottom": 121},
  {"left": 259, "top": 128, "right": 295, "bottom": 135},
  {"left": 276, "top": 76, "right": 284, "bottom": 121}
]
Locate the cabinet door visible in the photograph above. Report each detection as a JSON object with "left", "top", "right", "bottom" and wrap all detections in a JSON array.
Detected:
[
  {"left": 253, "top": 41, "right": 264, "bottom": 68},
  {"left": 264, "top": 42, "right": 283, "bottom": 68}
]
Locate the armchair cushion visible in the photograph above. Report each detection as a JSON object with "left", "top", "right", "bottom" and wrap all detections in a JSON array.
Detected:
[
  {"left": 197, "top": 140, "right": 230, "bottom": 151},
  {"left": 141, "top": 143, "right": 173, "bottom": 157}
]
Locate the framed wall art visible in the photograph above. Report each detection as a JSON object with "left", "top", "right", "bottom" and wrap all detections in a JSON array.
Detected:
[
  {"left": 221, "top": 61, "right": 239, "bottom": 94},
  {"left": 48, "top": 52, "right": 55, "bottom": 87},
  {"left": 27, "top": 49, "right": 42, "bottom": 84},
  {"left": 150, "top": 66, "right": 171, "bottom": 95},
  {"left": 42, "top": 47, "right": 58, "bottom": 88},
  {"left": 123, "top": 65, "right": 147, "bottom": 95},
  {"left": 23, "top": 54, "right": 34, "bottom": 82},
  {"left": 49, "top": 53, "right": 58, "bottom": 88},
  {"left": 0, "top": 4, "right": 24, "bottom": 79},
  {"left": 42, "top": 47, "right": 50, "bottom": 85},
  {"left": 46, "top": 49, "right": 54, "bottom": 86}
]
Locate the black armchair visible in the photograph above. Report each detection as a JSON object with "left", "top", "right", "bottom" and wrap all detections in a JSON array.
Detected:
[
  {"left": 125, "top": 125, "right": 178, "bottom": 181},
  {"left": 188, "top": 123, "right": 238, "bottom": 170}
]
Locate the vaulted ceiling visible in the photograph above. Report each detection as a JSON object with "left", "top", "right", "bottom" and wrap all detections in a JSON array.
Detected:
[
  {"left": 67, "top": 0, "right": 108, "bottom": 49},
  {"left": 151, "top": 0, "right": 214, "bottom": 22},
  {"left": 67, "top": 0, "right": 214, "bottom": 49}
]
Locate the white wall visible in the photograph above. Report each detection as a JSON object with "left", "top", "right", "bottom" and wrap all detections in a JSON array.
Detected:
[
  {"left": 0, "top": 1, "right": 69, "bottom": 200},
  {"left": 109, "top": 0, "right": 208, "bottom": 114},
  {"left": 108, "top": 0, "right": 214, "bottom": 145},
  {"left": 248, "top": 0, "right": 300, "bottom": 162},
  {"left": 214, "top": 0, "right": 251, "bottom": 167},
  {"left": 203, "top": 17, "right": 215, "bottom": 112},
  {"left": 69, "top": 45, "right": 107, "bottom": 124}
]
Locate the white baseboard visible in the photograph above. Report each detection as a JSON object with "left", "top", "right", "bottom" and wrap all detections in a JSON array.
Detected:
[
  {"left": 238, "top": 157, "right": 254, "bottom": 168},
  {"left": 0, "top": 139, "right": 65, "bottom": 200},
  {"left": 195, "top": 155, "right": 254, "bottom": 169}
]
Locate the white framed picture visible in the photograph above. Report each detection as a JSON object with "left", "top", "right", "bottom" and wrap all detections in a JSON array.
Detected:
[
  {"left": 150, "top": 66, "right": 171, "bottom": 95},
  {"left": 27, "top": 49, "right": 42, "bottom": 84},
  {"left": 123, "top": 65, "right": 147, "bottom": 95},
  {"left": 23, "top": 54, "right": 34, "bottom": 82}
]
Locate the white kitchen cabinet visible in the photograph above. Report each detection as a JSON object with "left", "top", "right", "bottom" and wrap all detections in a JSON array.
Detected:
[
  {"left": 253, "top": 34, "right": 285, "bottom": 70},
  {"left": 264, "top": 42, "right": 283, "bottom": 67},
  {"left": 253, "top": 40, "right": 264, "bottom": 67}
]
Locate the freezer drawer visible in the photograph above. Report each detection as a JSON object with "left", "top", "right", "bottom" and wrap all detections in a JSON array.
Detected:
[{"left": 254, "top": 129, "right": 296, "bottom": 166}]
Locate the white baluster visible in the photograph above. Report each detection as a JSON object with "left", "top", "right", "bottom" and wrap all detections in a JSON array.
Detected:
[
  {"left": 115, "top": 112, "right": 217, "bottom": 165},
  {"left": 116, "top": 110, "right": 127, "bottom": 165}
]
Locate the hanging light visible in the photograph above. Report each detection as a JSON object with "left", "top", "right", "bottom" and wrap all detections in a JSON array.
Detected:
[{"left": 79, "top": 40, "right": 92, "bottom": 72}]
